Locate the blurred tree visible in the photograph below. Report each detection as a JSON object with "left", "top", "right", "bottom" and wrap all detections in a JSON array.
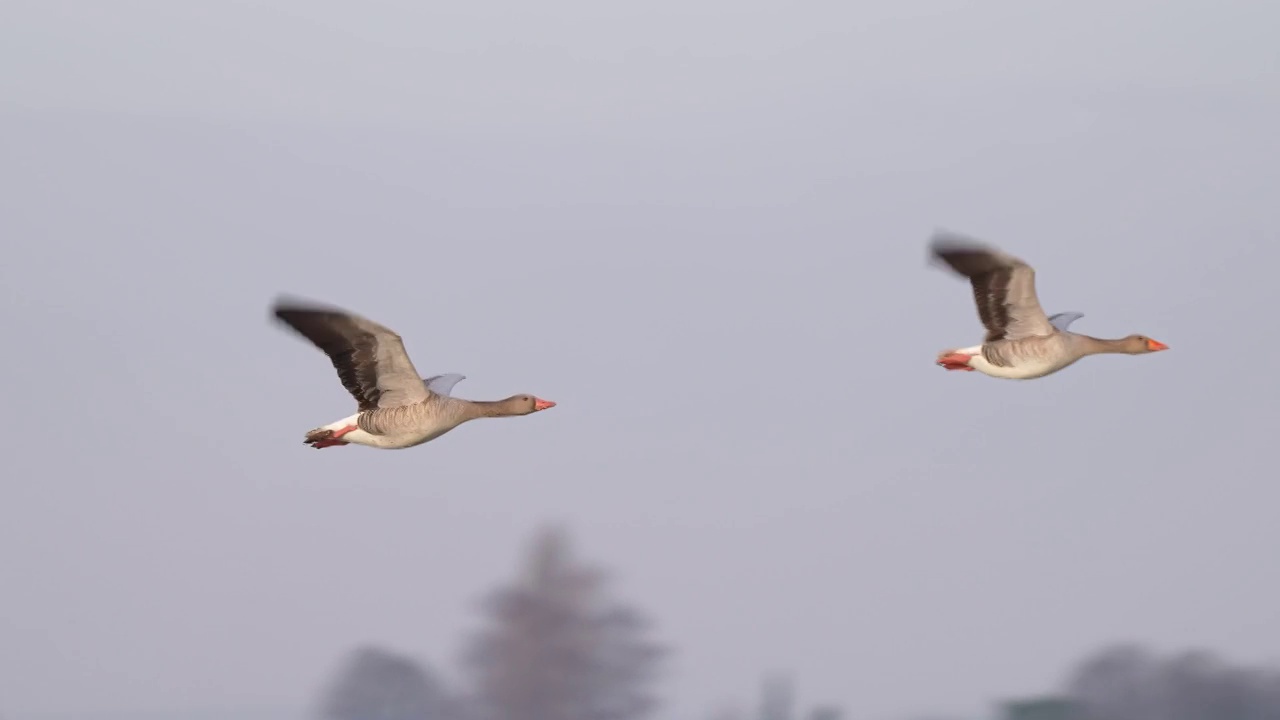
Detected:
[
  {"left": 1068, "top": 644, "right": 1158, "bottom": 720},
  {"left": 742, "top": 673, "right": 843, "bottom": 720},
  {"left": 462, "top": 527, "right": 665, "bottom": 720},
  {"left": 758, "top": 675, "right": 795, "bottom": 720},
  {"left": 318, "top": 645, "right": 457, "bottom": 720},
  {"left": 999, "top": 697, "right": 1080, "bottom": 720},
  {"left": 1067, "top": 644, "right": 1280, "bottom": 720}
]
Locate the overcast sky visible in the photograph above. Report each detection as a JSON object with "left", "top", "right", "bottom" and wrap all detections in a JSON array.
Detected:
[{"left": 2, "top": 1, "right": 1278, "bottom": 719}]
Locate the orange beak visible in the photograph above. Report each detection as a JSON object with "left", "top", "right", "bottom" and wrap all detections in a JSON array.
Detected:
[
  {"left": 1146, "top": 338, "right": 1169, "bottom": 352},
  {"left": 533, "top": 398, "right": 556, "bottom": 411}
]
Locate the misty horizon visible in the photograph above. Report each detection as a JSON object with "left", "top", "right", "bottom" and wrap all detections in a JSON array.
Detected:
[{"left": 3, "top": 1, "right": 1279, "bottom": 719}]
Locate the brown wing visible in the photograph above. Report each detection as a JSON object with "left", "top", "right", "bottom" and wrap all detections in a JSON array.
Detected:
[
  {"left": 272, "top": 297, "right": 430, "bottom": 411},
  {"left": 929, "top": 231, "right": 1055, "bottom": 342}
]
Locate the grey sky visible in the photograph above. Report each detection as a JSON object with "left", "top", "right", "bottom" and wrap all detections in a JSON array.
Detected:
[{"left": 2, "top": 1, "right": 1278, "bottom": 719}]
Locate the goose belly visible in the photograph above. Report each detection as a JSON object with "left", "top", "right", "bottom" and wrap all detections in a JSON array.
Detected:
[
  {"left": 967, "top": 343, "right": 1080, "bottom": 381},
  {"left": 969, "top": 352, "right": 1076, "bottom": 380},
  {"left": 359, "top": 417, "right": 460, "bottom": 449},
  {"left": 345, "top": 404, "right": 465, "bottom": 450},
  {"left": 349, "top": 424, "right": 449, "bottom": 449}
]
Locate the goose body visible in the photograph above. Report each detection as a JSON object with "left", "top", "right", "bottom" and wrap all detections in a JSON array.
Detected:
[
  {"left": 943, "top": 338, "right": 1080, "bottom": 380},
  {"left": 272, "top": 298, "right": 555, "bottom": 450},
  {"left": 930, "top": 232, "right": 1168, "bottom": 380}
]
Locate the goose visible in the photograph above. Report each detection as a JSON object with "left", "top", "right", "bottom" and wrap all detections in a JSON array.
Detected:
[
  {"left": 929, "top": 231, "right": 1168, "bottom": 380},
  {"left": 272, "top": 298, "right": 555, "bottom": 449}
]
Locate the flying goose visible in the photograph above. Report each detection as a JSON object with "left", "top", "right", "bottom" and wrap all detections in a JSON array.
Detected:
[
  {"left": 272, "top": 297, "right": 555, "bottom": 449},
  {"left": 929, "top": 231, "right": 1168, "bottom": 380}
]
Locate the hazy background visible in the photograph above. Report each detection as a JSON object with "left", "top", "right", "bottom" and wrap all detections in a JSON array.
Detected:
[{"left": 2, "top": 0, "right": 1278, "bottom": 718}]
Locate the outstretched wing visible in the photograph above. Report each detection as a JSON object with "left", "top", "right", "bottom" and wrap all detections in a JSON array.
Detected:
[
  {"left": 423, "top": 373, "right": 466, "bottom": 397},
  {"left": 272, "top": 297, "right": 430, "bottom": 411},
  {"left": 930, "top": 230, "right": 1056, "bottom": 342},
  {"left": 1048, "top": 311, "right": 1085, "bottom": 332}
]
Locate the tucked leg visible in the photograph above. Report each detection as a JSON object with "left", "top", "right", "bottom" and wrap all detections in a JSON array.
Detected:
[
  {"left": 936, "top": 352, "right": 975, "bottom": 371},
  {"left": 304, "top": 424, "right": 358, "bottom": 449}
]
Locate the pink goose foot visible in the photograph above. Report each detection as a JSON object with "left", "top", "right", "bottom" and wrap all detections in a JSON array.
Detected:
[
  {"left": 936, "top": 352, "right": 975, "bottom": 371},
  {"left": 305, "top": 424, "right": 357, "bottom": 449}
]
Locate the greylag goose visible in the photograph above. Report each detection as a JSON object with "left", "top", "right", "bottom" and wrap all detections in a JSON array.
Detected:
[
  {"left": 272, "top": 298, "right": 555, "bottom": 449},
  {"left": 930, "top": 231, "right": 1168, "bottom": 379}
]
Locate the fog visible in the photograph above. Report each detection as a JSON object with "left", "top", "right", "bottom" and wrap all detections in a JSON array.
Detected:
[{"left": 2, "top": 1, "right": 1278, "bottom": 719}]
